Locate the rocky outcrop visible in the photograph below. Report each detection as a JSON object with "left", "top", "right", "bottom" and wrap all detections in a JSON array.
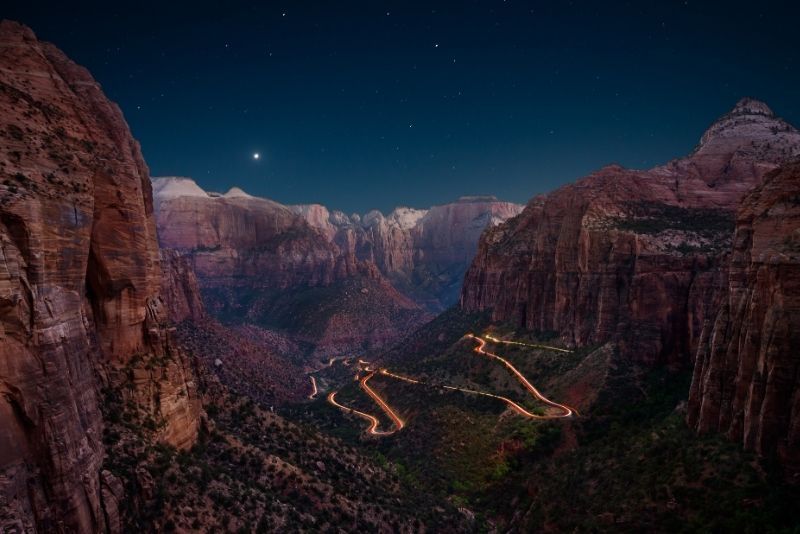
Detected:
[
  {"left": 291, "top": 196, "right": 523, "bottom": 309},
  {"left": 0, "top": 21, "right": 200, "bottom": 532},
  {"left": 688, "top": 162, "right": 800, "bottom": 471},
  {"left": 461, "top": 99, "right": 800, "bottom": 366}
]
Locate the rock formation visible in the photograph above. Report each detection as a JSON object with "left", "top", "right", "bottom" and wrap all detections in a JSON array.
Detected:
[
  {"left": 461, "top": 98, "right": 800, "bottom": 367},
  {"left": 688, "top": 162, "right": 800, "bottom": 472},
  {"left": 160, "top": 249, "right": 206, "bottom": 323},
  {"left": 153, "top": 177, "right": 521, "bottom": 354},
  {"left": 0, "top": 21, "right": 200, "bottom": 531}
]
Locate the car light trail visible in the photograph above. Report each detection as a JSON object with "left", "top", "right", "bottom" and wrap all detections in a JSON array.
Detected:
[
  {"left": 360, "top": 371, "right": 405, "bottom": 431},
  {"left": 380, "top": 369, "right": 559, "bottom": 419},
  {"left": 483, "top": 334, "right": 573, "bottom": 353},
  {"left": 327, "top": 334, "right": 575, "bottom": 436},
  {"left": 468, "top": 335, "right": 574, "bottom": 417},
  {"left": 326, "top": 391, "right": 398, "bottom": 436},
  {"left": 308, "top": 376, "right": 318, "bottom": 399}
]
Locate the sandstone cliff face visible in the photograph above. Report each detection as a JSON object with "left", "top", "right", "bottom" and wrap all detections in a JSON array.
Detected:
[
  {"left": 154, "top": 177, "right": 350, "bottom": 289},
  {"left": 0, "top": 21, "right": 200, "bottom": 532},
  {"left": 461, "top": 99, "right": 800, "bottom": 366},
  {"left": 688, "top": 162, "right": 800, "bottom": 471},
  {"left": 160, "top": 249, "right": 206, "bottom": 323},
  {"left": 291, "top": 197, "right": 523, "bottom": 309}
]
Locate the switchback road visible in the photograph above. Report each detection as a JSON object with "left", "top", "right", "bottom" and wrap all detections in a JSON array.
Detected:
[{"left": 326, "top": 335, "right": 575, "bottom": 435}]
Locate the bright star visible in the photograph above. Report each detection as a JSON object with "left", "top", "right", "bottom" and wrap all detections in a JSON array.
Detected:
[{"left": 253, "top": 152, "right": 260, "bottom": 160}]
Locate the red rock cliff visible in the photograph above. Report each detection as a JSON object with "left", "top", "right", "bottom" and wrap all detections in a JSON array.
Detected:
[
  {"left": 687, "top": 162, "right": 800, "bottom": 471},
  {"left": 461, "top": 99, "right": 800, "bottom": 366},
  {"left": 160, "top": 249, "right": 206, "bottom": 323},
  {"left": 0, "top": 21, "right": 200, "bottom": 532}
]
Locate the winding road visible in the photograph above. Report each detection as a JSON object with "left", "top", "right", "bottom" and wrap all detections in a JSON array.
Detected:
[
  {"left": 483, "top": 334, "right": 573, "bottom": 354},
  {"left": 360, "top": 371, "right": 405, "bottom": 432},
  {"left": 467, "top": 334, "right": 574, "bottom": 417},
  {"left": 327, "top": 390, "right": 399, "bottom": 436},
  {"left": 325, "top": 334, "right": 575, "bottom": 435},
  {"left": 308, "top": 376, "right": 318, "bottom": 399}
]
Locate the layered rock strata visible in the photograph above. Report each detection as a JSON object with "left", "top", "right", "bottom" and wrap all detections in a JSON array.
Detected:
[{"left": 688, "top": 162, "right": 800, "bottom": 472}]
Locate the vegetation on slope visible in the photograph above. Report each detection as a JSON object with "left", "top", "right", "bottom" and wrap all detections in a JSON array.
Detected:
[
  {"left": 287, "top": 307, "right": 800, "bottom": 532},
  {"left": 100, "top": 353, "right": 469, "bottom": 532}
]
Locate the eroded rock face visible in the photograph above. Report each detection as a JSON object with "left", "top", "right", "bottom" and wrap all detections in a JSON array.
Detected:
[
  {"left": 461, "top": 99, "right": 800, "bottom": 366},
  {"left": 160, "top": 249, "right": 206, "bottom": 323},
  {"left": 0, "top": 21, "right": 200, "bottom": 531},
  {"left": 153, "top": 178, "right": 521, "bottom": 352},
  {"left": 688, "top": 162, "right": 800, "bottom": 471}
]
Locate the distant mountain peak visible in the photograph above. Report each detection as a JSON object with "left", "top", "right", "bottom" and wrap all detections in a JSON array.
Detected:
[
  {"left": 693, "top": 97, "right": 799, "bottom": 156},
  {"left": 223, "top": 186, "right": 252, "bottom": 198},
  {"left": 152, "top": 176, "right": 208, "bottom": 200},
  {"left": 731, "top": 97, "right": 774, "bottom": 117}
]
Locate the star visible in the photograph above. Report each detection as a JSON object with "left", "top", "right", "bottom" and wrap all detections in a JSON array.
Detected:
[{"left": 253, "top": 152, "right": 260, "bottom": 160}]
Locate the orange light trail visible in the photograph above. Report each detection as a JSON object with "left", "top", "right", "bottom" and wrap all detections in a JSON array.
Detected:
[
  {"left": 468, "top": 335, "right": 574, "bottom": 417},
  {"left": 327, "top": 334, "right": 575, "bottom": 436},
  {"left": 308, "top": 376, "right": 318, "bottom": 399},
  {"left": 482, "top": 334, "right": 573, "bottom": 353},
  {"left": 326, "top": 391, "right": 398, "bottom": 436},
  {"left": 360, "top": 371, "right": 405, "bottom": 431}
]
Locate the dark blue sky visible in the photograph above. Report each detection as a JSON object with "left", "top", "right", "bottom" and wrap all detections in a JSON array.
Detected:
[{"left": 6, "top": 1, "right": 799, "bottom": 213}]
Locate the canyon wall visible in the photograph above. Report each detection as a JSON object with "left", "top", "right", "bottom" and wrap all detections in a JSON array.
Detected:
[
  {"left": 154, "top": 178, "right": 352, "bottom": 289},
  {"left": 160, "top": 249, "right": 206, "bottom": 324},
  {"left": 461, "top": 99, "right": 800, "bottom": 367},
  {"left": 688, "top": 162, "right": 800, "bottom": 472},
  {"left": 0, "top": 21, "right": 200, "bottom": 531}
]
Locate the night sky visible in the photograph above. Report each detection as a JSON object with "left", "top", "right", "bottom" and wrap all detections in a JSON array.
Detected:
[{"left": 6, "top": 1, "right": 799, "bottom": 214}]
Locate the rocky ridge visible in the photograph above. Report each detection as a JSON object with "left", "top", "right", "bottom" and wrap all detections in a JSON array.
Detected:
[{"left": 155, "top": 177, "right": 523, "bottom": 313}]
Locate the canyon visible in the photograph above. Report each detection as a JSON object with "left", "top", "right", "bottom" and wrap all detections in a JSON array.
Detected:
[
  {"left": 0, "top": 21, "right": 467, "bottom": 533},
  {"left": 460, "top": 98, "right": 800, "bottom": 471},
  {"left": 153, "top": 176, "right": 522, "bottom": 357},
  {"left": 1, "top": 13, "right": 799, "bottom": 532}
]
